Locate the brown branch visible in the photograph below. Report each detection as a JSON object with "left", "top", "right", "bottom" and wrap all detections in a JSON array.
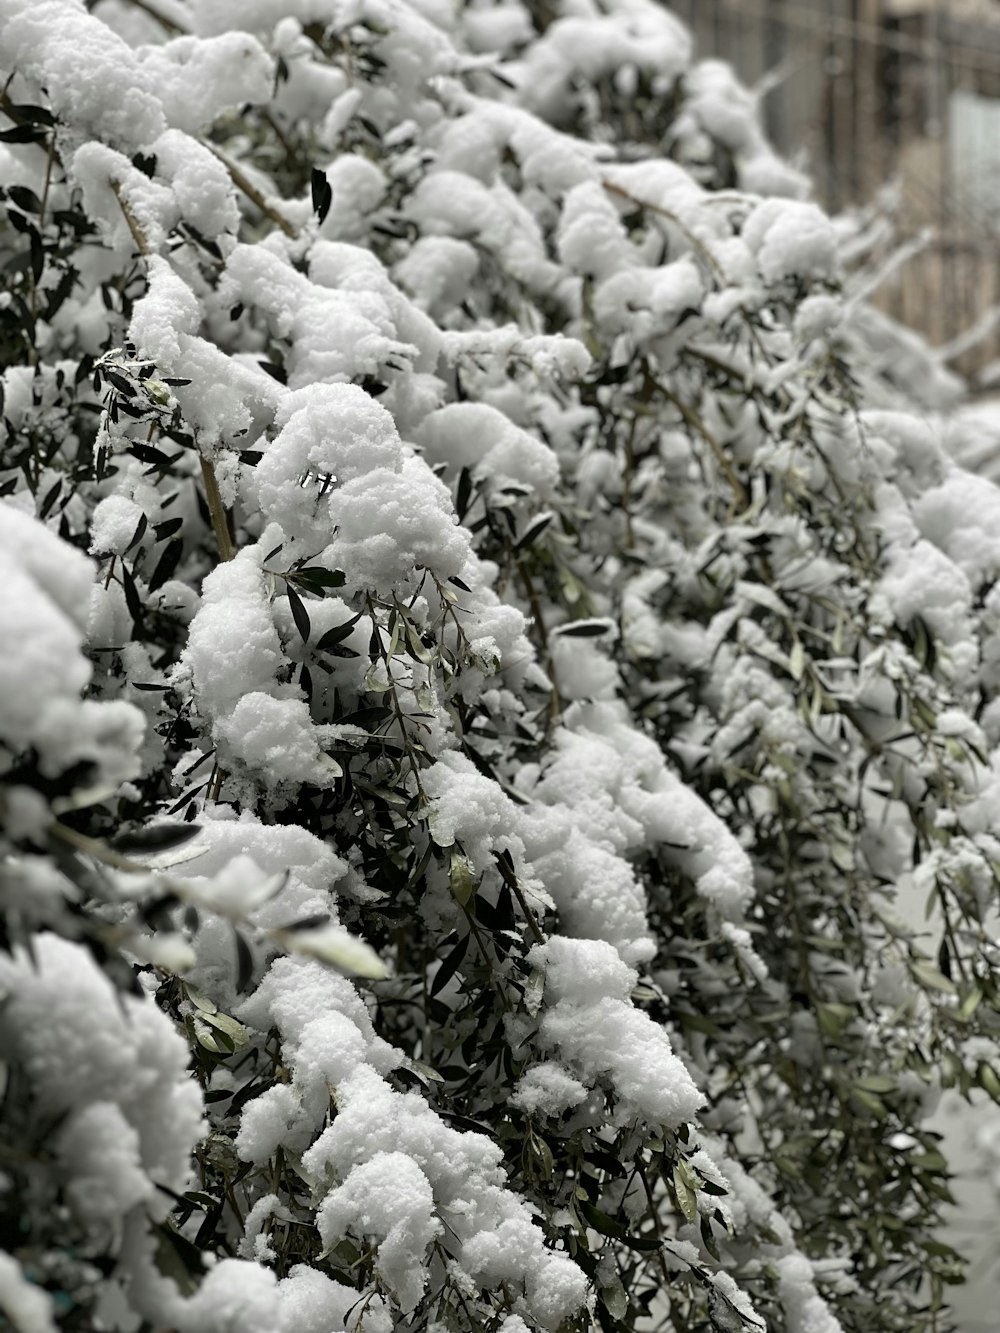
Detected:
[
  {"left": 621, "top": 411, "right": 638, "bottom": 549},
  {"left": 507, "top": 872, "right": 546, "bottom": 946},
  {"left": 26, "top": 146, "right": 57, "bottom": 365},
  {"left": 110, "top": 182, "right": 237, "bottom": 566},
  {"left": 203, "top": 142, "right": 297, "bottom": 239},
  {"left": 516, "top": 560, "right": 561, "bottom": 728},
  {"left": 120, "top": 0, "right": 187, "bottom": 35},
  {"left": 602, "top": 180, "right": 724, "bottom": 282},
  {"left": 111, "top": 179, "right": 150, "bottom": 257},
  {"left": 657, "top": 382, "right": 750, "bottom": 516},
  {"left": 199, "top": 455, "right": 235, "bottom": 562}
]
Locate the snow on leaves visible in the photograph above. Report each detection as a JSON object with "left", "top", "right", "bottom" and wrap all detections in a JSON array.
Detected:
[{"left": 0, "top": 0, "right": 997, "bottom": 1330}]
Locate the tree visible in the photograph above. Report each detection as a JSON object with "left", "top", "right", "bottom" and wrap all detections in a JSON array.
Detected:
[{"left": 0, "top": 1, "right": 995, "bottom": 1330}]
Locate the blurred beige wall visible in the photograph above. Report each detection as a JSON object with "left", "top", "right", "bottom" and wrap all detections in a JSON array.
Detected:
[{"left": 672, "top": 0, "right": 1000, "bottom": 381}]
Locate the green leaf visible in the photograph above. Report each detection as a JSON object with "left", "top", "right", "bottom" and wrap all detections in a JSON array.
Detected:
[
  {"left": 50, "top": 783, "right": 122, "bottom": 814},
  {"left": 853, "top": 1074, "right": 897, "bottom": 1095},
  {"left": 910, "top": 1150, "right": 948, "bottom": 1173},
  {"left": 979, "top": 1062, "right": 1000, "bottom": 1103},
  {"left": 910, "top": 695, "right": 938, "bottom": 731},
  {"left": 148, "top": 537, "right": 184, "bottom": 592},
  {"left": 529, "top": 1130, "right": 554, "bottom": 1180},
  {"left": 850, "top": 1087, "right": 888, "bottom": 1120},
  {"left": 407, "top": 1059, "right": 444, "bottom": 1083},
  {"left": 910, "top": 960, "right": 956, "bottom": 995},
  {"left": 404, "top": 621, "right": 434, "bottom": 665},
  {"left": 449, "top": 851, "right": 478, "bottom": 907},
  {"left": 578, "top": 1198, "right": 628, "bottom": 1240},
  {"left": 199, "top": 1011, "right": 250, "bottom": 1048},
  {"left": 291, "top": 566, "right": 346, "bottom": 592},
  {"left": 120, "top": 559, "right": 144, "bottom": 627},
  {"left": 430, "top": 933, "right": 469, "bottom": 997},
  {"left": 560, "top": 566, "right": 585, "bottom": 604},
  {"left": 429, "top": 811, "right": 456, "bottom": 848},
  {"left": 555, "top": 618, "right": 613, "bottom": 639},
  {"left": 286, "top": 583, "right": 311, "bottom": 643},
  {"left": 493, "top": 847, "right": 518, "bottom": 888},
  {"left": 707, "top": 1286, "right": 749, "bottom": 1333},
  {"left": 235, "top": 929, "right": 255, "bottom": 994},
  {"left": 0, "top": 123, "right": 48, "bottom": 144},
  {"left": 39, "top": 474, "right": 62, "bottom": 514},
  {"left": 152, "top": 1222, "right": 204, "bottom": 1295},
  {"left": 701, "top": 1212, "right": 721, "bottom": 1262},
  {"left": 277, "top": 923, "right": 387, "bottom": 978},
  {"left": 524, "top": 966, "right": 545, "bottom": 1017},
  {"left": 354, "top": 779, "right": 407, "bottom": 807},
  {"left": 515, "top": 511, "right": 554, "bottom": 550},
  {"left": 186, "top": 987, "right": 218, "bottom": 1014},
  {"left": 735, "top": 579, "right": 792, "bottom": 617},
  {"left": 789, "top": 639, "right": 806, "bottom": 680},
  {"left": 113, "top": 822, "right": 202, "bottom": 854},
  {"left": 154, "top": 516, "right": 183, "bottom": 542},
  {"left": 322, "top": 634, "right": 362, "bottom": 655},
  {"left": 193, "top": 1015, "right": 231, "bottom": 1054},
  {"left": 699, "top": 1178, "right": 729, "bottom": 1197},
  {"left": 362, "top": 663, "right": 395, "bottom": 692},
  {"left": 455, "top": 466, "right": 473, "bottom": 519},
  {"left": 816, "top": 1002, "right": 854, "bottom": 1038},
  {"left": 672, "top": 1162, "right": 699, "bottom": 1223},
  {"left": 317, "top": 616, "right": 362, "bottom": 653},
  {"left": 311, "top": 166, "right": 333, "bottom": 225},
  {"left": 5, "top": 103, "right": 55, "bottom": 127},
  {"left": 599, "top": 1276, "right": 628, "bottom": 1320},
  {"left": 620, "top": 1232, "right": 662, "bottom": 1253}
]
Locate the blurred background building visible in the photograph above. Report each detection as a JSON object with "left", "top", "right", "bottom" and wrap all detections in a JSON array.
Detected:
[
  {"left": 673, "top": 0, "right": 1000, "bottom": 383},
  {"left": 672, "top": 8, "right": 1000, "bottom": 1329}
]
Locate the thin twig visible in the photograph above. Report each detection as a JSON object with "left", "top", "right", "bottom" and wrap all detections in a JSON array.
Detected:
[
  {"left": 462, "top": 902, "right": 499, "bottom": 985},
  {"left": 203, "top": 142, "right": 297, "bottom": 239},
  {"left": 516, "top": 560, "right": 561, "bottom": 726},
  {"left": 261, "top": 110, "right": 300, "bottom": 170},
  {"left": 111, "top": 179, "right": 150, "bottom": 257},
  {"left": 113, "top": 184, "right": 237, "bottom": 567},
  {"left": 621, "top": 411, "right": 638, "bottom": 549},
  {"left": 26, "top": 145, "right": 56, "bottom": 365},
  {"left": 50, "top": 822, "right": 148, "bottom": 873},
  {"left": 207, "top": 761, "right": 226, "bottom": 804},
  {"left": 657, "top": 381, "right": 749, "bottom": 516},
  {"left": 602, "top": 180, "right": 724, "bottom": 282},
  {"left": 506, "top": 873, "right": 546, "bottom": 946},
  {"left": 199, "top": 456, "right": 235, "bottom": 562},
  {"left": 121, "top": 0, "right": 187, "bottom": 35}
]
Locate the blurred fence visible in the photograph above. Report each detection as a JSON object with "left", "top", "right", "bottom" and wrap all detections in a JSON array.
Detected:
[{"left": 671, "top": 0, "right": 1000, "bottom": 381}]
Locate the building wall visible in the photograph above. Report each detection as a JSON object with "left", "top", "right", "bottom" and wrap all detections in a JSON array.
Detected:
[
  {"left": 672, "top": 0, "right": 1000, "bottom": 380},
  {"left": 668, "top": 9, "right": 1000, "bottom": 1329}
]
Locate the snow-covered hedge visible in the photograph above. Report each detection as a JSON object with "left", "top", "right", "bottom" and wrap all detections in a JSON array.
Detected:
[{"left": 0, "top": 1, "right": 994, "bottom": 1330}]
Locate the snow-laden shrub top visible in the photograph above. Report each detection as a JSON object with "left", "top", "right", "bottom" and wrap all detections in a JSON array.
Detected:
[{"left": 0, "top": 0, "right": 994, "bottom": 1331}]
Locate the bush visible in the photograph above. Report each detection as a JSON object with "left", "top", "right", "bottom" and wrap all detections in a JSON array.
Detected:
[{"left": 0, "top": 1, "right": 995, "bottom": 1331}]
